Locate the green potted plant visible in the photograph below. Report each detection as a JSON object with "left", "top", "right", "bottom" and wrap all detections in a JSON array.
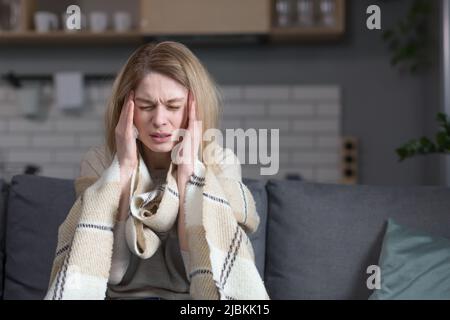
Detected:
[
  {"left": 396, "top": 112, "right": 450, "bottom": 161},
  {"left": 382, "top": 0, "right": 432, "bottom": 74}
]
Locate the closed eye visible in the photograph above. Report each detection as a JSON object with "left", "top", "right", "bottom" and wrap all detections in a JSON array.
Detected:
[
  {"left": 138, "top": 105, "right": 181, "bottom": 111},
  {"left": 138, "top": 105, "right": 155, "bottom": 110}
]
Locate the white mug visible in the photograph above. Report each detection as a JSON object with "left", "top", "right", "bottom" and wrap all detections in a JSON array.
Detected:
[
  {"left": 89, "top": 11, "right": 108, "bottom": 32},
  {"left": 113, "top": 11, "right": 131, "bottom": 32},
  {"left": 34, "top": 11, "right": 59, "bottom": 32}
]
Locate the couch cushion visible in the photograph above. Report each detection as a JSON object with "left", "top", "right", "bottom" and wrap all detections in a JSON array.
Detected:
[
  {"left": 242, "top": 178, "right": 268, "bottom": 278},
  {"left": 0, "top": 179, "right": 7, "bottom": 299},
  {"left": 3, "top": 175, "right": 75, "bottom": 300},
  {"left": 265, "top": 180, "right": 450, "bottom": 299},
  {"left": 369, "top": 219, "right": 450, "bottom": 300}
]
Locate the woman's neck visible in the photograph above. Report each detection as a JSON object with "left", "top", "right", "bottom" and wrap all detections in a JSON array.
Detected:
[{"left": 140, "top": 145, "right": 171, "bottom": 171}]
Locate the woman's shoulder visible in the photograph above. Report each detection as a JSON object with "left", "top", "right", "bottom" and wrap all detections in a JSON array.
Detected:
[{"left": 79, "top": 145, "right": 113, "bottom": 178}]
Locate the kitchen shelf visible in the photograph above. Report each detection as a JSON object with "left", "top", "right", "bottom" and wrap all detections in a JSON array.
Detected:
[
  {"left": 0, "top": 0, "right": 346, "bottom": 45},
  {"left": 270, "top": 25, "right": 344, "bottom": 41},
  {"left": 0, "top": 31, "right": 144, "bottom": 45}
]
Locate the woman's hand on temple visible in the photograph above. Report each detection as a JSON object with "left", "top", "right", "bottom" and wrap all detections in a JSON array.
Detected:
[
  {"left": 115, "top": 91, "right": 138, "bottom": 175},
  {"left": 177, "top": 91, "right": 202, "bottom": 182},
  {"left": 176, "top": 91, "right": 201, "bottom": 252}
]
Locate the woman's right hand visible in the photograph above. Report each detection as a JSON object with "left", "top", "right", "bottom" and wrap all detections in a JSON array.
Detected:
[{"left": 115, "top": 91, "right": 138, "bottom": 176}]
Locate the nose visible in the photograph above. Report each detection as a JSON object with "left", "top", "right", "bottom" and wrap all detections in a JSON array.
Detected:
[{"left": 151, "top": 105, "right": 167, "bottom": 128}]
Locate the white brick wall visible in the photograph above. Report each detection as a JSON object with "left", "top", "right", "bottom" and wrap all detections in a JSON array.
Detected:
[
  {"left": 0, "top": 135, "right": 29, "bottom": 147},
  {"left": 0, "top": 119, "right": 7, "bottom": 132},
  {"left": 292, "top": 119, "right": 339, "bottom": 133},
  {"left": 9, "top": 119, "right": 55, "bottom": 132},
  {"left": 292, "top": 86, "right": 341, "bottom": 101},
  {"left": 279, "top": 135, "right": 314, "bottom": 148},
  {"left": 7, "top": 150, "right": 53, "bottom": 164},
  {"left": 222, "top": 85, "right": 342, "bottom": 182},
  {"left": 220, "top": 86, "right": 242, "bottom": 101},
  {"left": 221, "top": 102, "right": 265, "bottom": 117},
  {"left": 0, "top": 83, "right": 105, "bottom": 181},
  {"left": 317, "top": 136, "right": 340, "bottom": 148},
  {"left": 243, "top": 86, "right": 291, "bottom": 101},
  {"left": 0, "top": 83, "right": 342, "bottom": 183},
  {"left": 291, "top": 151, "right": 339, "bottom": 165},
  {"left": 31, "top": 135, "right": 77, "bottom": 147},
  {"left": 268, "top": 103, "right": 314, "bottom": 116}
]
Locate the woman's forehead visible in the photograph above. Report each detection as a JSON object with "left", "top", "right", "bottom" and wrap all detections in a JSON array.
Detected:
[{"left": 136, "top": 72, "right": 187, "bottom": 100}]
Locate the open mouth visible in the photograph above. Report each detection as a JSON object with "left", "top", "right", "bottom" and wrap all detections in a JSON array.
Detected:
[
  {"left": 150, "top": 133, "right": 171, "bottom": 138},
  {"left": 149, "top": 133, "right": 172, "bottom": 143}
]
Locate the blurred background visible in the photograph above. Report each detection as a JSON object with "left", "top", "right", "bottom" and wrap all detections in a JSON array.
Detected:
[{"left": 0, "top": 0, "right": 447, "bottom": 186}]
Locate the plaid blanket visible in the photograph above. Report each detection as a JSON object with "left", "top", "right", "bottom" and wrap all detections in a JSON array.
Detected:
[{"left": 45, "top": 143, "right": 269, "bottom": 300}]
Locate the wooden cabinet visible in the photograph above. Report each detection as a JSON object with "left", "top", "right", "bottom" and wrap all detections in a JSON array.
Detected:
[
  {"left": 140, "top": 0, "right": 270, "bottom": 35},
  {"left": 0, "top": 0, "right": 345, "bottom": 45}
]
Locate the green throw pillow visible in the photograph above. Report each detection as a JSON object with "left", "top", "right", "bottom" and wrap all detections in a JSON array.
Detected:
[{"left": 369, "top": 219, "right": 450, "bottom": 300}]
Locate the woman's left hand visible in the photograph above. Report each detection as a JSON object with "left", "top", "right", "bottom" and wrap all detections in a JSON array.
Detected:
[{"left": 176, "top": 91, "right": 202, "bottom": 182}]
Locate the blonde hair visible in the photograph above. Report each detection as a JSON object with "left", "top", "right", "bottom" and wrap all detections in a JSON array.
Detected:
[{"left": 104, "top": 41, "right": 221, "bottom": 159}]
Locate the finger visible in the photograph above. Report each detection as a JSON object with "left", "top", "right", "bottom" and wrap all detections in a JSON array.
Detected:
[
  {"left": 188, "top": 93, "right": 196, "bottom": 137},
  {"left": 189, "top": 92, "right": 196, "bottom": 124},
  {"left": 191, "top": 102, "right": 202, "bottom": 159},
  {"left": 194, "top": 121, "right": 202, "bottom": 158},
  {"left": 118, "top": 91, "right": 132, "bottom": 127},
  {"left": 185, "top": 91, "right": 191, "bottom": 128},
  {"left": 127, "top": 91, "right": 135, "bottom": 129}
]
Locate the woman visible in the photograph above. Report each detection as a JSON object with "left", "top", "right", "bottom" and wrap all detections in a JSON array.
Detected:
[{"left": 45, "top": 41, "right": 269, "bottom": 300}]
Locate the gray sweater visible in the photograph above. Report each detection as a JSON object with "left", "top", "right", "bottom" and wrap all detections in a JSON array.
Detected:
[{"left": 106, "top": 221, "right": 191, "bottom": 300}]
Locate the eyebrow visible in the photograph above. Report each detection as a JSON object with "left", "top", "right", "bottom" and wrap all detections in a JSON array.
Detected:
[{"left": 135, "top": 96, "right": 184, "bottom": 104}]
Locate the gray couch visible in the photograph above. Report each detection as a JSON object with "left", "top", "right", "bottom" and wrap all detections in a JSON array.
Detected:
[{"left": 1, "top": 175, "right": 450, "bottom": 300}]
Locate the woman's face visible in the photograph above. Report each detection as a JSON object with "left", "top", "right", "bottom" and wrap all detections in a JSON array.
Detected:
[{"left": 133, "top": 72, "right": 188, "bottom": 153}]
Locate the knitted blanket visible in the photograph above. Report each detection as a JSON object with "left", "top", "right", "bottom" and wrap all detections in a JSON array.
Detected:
[{"left": 44, "top": 143, "right": 269, "bottom": 300}]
